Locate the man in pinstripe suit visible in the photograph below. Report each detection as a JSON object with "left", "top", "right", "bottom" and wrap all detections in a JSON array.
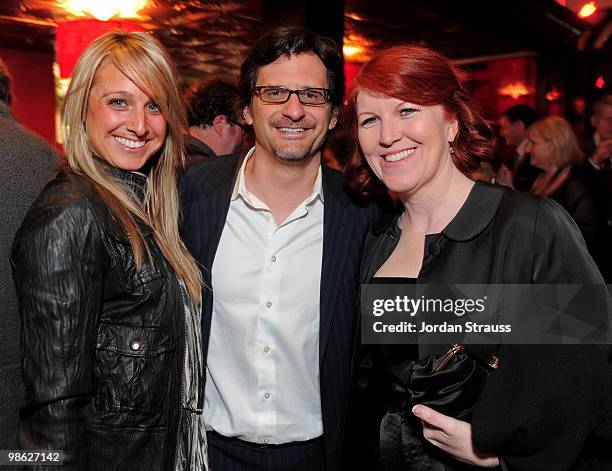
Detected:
[{"left": 180, "top": 27, "right": 379, "bottom": 471}]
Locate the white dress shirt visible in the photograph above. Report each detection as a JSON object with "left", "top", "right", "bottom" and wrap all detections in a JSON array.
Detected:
[{"left": 204, "top": 149, "right": 324, "bottom": 444}]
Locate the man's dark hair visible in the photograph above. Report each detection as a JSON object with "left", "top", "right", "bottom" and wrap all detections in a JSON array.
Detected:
[
  {"left": 240, "top": 26, "right": 344, "bottom": 109},
  {"left": 186, "top": 77, "right": 241, "bottom": 127},
  {"left": 593, "top": 93, "right": 612, "bottom": 116},
  {"left": 501, "top": 104, "right": 538, "bottom": 129},
  {"left": 0, "top": 57, "right": 12, "bottom": 106}
]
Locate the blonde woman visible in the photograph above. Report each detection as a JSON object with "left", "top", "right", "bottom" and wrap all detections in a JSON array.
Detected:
[
  {"left": 527, "top": 116, "right": 605, "bottom": 261},
  {"left": 11, "top": 32, "right": 206, "bottom": 470}
]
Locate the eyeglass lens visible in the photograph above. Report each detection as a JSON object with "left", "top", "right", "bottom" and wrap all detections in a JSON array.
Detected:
[{"left": 257, "top": 87, "right": 328, "bottom": 105}]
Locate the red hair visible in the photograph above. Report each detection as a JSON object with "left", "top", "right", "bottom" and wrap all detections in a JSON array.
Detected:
[{"left": 344, "top": 45, "right": 494, "bottom": 195}]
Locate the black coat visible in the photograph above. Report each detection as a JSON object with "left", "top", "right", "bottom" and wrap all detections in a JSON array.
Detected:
[
  {"left": 11, "top": 167, "right": 186, "bottom": 471},
  {"left": 579, "top": 159, "right": 612, "bottom": 282},
  {"left": 179, "top": 155, "right": 380, "bottom": 470},
  {"left": 547, "top": 164, "right": 607, "bottom": 274},
  {"left": 0, "top": 103, "right": 57, "bottom": 448},
  {"left": 348, "top": 182, "right": 611, "bottom": 471}
]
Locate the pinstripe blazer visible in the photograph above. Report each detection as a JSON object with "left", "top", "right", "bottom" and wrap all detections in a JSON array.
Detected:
[{"left": 179, "top": 154, "right": 379, "bottom": 470}]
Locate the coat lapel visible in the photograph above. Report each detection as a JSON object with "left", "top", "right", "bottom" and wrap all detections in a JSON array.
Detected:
[
  {"left": 319, "top": 166, "right": 351, "bottom": 360},
  {"left": 186, "top": 156, "right": 242, "bottom": 373}
]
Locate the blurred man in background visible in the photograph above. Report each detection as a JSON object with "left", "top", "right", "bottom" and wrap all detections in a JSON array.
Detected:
[
  {"left": 498, "top": 104, "right": 541, "bottom": 191},
  {"left": 584, "top": 94, "right": 612, "bottom": 281},
  {"left": 184, "top": 77, "right": 248, "bottom": 164},
  {"left": 0, "top": 56, "right": 57, "bottom": 447}
]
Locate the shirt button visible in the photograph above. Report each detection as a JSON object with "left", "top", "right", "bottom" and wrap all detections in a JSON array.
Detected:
[
  {"left": 263, "top": 346, "right": 271, "bottom": 354},
  {"left": 130, "top": 340, "right": 142, "bottom": 351},
  {"left": 264, "top": 392, "right": 271, "bottom": 400},
  {"left": 263, "top": 439, "right": 270, "bottom": 444},
  {"left": 271, "top": 255, "right": 277, "bottom": 263},
  {"left": 266, "top": 301, "right": 272, "bottom": 308}
]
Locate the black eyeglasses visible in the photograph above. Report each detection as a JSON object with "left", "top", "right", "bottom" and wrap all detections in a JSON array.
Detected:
[
  {"left": 253, "top": 86, "right": 331, "bottom": 106},
  {"left": 228, "top": 118, "right": 249, "bottom": 131}
]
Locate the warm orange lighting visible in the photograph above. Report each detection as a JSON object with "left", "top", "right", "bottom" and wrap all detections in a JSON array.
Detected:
[
  {"left": 595, "top": 75, "right": 606, "bottom": 88},
  {"left": 60, "top": 0, "right": 148, "bottom": 21},
  {"left": 343, "top": 34, "right": 374, "bottom": 63},
  {"left": 578, "top": 2, "right": 597, "bottom": 18},
  {"left": 343, "top": 45, "right": 364, "bottom": 59},
  {"left": 498, "top": 82, "right": 530, "bottom": 99},
  {"left": 545, "top": 89, "right": 563, "bottom": 101},
  {"left": 346, "top": 12, "right": 366, "bottom": 21}
]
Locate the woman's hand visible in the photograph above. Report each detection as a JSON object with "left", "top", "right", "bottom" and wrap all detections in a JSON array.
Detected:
[{"left": 412, "top": 405, "right": 500, "bottom": 468}]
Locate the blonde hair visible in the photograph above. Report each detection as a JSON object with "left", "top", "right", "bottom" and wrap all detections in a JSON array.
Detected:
[
  {"left": 528, "top": 115, "right": 584, "bottom": 168},
  {"left": 62, "top": 31, "right": 202, "bottom": 303}
]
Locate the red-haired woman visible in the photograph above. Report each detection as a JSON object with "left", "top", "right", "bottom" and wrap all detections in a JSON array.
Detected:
[{"left": 343, "top": 45, "right": 610, "bottom": 470}]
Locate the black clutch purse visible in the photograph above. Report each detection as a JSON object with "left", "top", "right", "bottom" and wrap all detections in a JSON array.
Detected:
[{"left": 408, "top": 344, "right": 499, "bottom": 421}]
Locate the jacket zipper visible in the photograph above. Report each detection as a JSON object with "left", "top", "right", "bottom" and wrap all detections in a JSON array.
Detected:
[{"left": 172, "top": 283, "right": 188, "bottom": 470}]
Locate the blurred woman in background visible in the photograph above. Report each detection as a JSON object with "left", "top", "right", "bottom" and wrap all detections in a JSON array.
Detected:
[{"left": 527, "top": 115, "right": 605, "bottom": 261}]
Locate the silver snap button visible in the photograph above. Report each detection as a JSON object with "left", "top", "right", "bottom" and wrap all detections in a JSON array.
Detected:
[
  {"left": 130, "top": 340, "right": 142, "bottom": 351},
  {"left": 266, "top": 301, "right": 272, "bottom": 308},
  {"left": 264, "top": 346, "right": 271, "bottom": 354},
  {"left": 271, "top": 256, "right": 277, "bottom": 263},
  {"left": 264, "top": 392, "right": 271, "bottom": 399},
  {"left": 263, "top": 439, "right": 270, "bottom": 444}
]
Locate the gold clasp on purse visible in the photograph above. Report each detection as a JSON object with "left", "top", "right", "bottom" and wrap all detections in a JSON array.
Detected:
[
  {"left": 432, "top": 344, "right": 464, "bottom": 372},
  {"left": 433, "top": 344, "right": 500, "bottom": 372}
]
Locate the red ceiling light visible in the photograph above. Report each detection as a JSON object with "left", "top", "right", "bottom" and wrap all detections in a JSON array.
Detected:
[
  {"left": 595, "top": 75, "right": 606, "bottom": 88},
  {"left": 578, "top": 2, "right": 597, "bottom": 18},
  {"left": 55, "top": 20, "right": 145, "bottom": 78}
]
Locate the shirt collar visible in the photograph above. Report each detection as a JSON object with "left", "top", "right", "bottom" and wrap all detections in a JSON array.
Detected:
[{"left": 231, "top": 147, "right": 324, "bottom": 205}]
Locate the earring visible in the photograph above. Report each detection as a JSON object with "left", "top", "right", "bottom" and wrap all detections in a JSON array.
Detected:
[{"left": 449, "top": 142, "right": 455, "bottom": 155}]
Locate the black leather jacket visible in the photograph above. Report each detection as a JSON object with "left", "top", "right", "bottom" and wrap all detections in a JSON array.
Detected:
[{"left": 11, "top": 167, "right": 186, "bottom": 471}]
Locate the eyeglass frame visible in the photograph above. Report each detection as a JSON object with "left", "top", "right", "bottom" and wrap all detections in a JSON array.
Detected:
[
  {"left": 227, "top": 118, "right": 249, "bottom": 132},
  {"left": 253, "top": 86, "right": 331, "bottom": 106}
]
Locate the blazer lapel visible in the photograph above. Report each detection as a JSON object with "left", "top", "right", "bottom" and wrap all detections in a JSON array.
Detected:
[
  {"left": 319, "top": 166, "right": 351, "bottom": 360},
  {"left": 189, "top": 156, "right": 242, "bottom": 370},
  {"left": 192, "top": 155, "right": 243, "bottom": 286}
]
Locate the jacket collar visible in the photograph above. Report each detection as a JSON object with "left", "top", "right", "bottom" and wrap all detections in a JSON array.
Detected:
[
  {"left": 98, "top": 158, "right": 148, "bottom": 202},
  {"left": 184, "top": 134, "right": 216, "bottom": 158},
  {"left": 372, "top": 181, "right": 507, "bottom": 241}
]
